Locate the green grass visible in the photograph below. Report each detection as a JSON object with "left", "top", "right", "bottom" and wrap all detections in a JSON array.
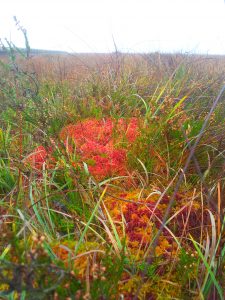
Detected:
[{"left": 0, "top": 35, "right": 225, "bottom": 299}]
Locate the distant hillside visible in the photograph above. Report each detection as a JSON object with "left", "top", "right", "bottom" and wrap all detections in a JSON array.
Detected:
[{"left": 0, "top": 48, "right": 67, "bottom": 57}]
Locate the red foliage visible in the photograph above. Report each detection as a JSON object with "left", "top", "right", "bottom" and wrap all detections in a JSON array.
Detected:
[
  {"left": 25, "top": 146, "right": 47, "bottom": 170},
  {"left": 26, "top": 118, "right": 139, "bottom": 178},
  {"left": 60, "top": 118, "right": 139, "bottom": 178},
  {"left": 60, "top": 118, "right": 139, "bottom": 146},
  {"left": 123, "top": 201, "right": 162, "bottom": 248}
]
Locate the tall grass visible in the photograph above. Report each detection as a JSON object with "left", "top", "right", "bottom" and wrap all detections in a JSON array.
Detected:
[{"left": 0, "top": 26, "right": 225, "bottom": 299}]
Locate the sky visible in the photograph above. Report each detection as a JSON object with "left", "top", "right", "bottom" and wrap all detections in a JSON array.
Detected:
[{"left": 0, "top": 0, "right": 225, "bottom": 54}]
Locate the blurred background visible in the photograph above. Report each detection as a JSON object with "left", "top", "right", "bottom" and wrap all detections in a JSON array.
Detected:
[{"left": 0, "top": 0, "right": 225, "bottom": 54}]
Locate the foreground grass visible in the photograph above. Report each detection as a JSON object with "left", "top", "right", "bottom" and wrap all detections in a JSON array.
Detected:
[{"left": 0, "top": 41, "right": 225, "bottom": 299}]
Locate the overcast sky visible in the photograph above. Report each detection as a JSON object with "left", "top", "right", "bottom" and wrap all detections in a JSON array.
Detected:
[{"left": 0, "top": 0, "right": 225, "bottom": 54}]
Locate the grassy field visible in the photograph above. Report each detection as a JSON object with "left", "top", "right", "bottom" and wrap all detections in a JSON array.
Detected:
[{"left": 0, "top": 40, "right": 225, "bottom": 299}]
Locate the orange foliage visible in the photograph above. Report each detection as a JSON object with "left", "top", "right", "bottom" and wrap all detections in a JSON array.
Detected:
[{"left": 104, "top": 191, "right": 169, "bottom": 251}]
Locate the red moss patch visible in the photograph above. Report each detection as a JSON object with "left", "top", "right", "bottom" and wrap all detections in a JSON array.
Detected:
[
  {"left": 60, "top": 118, "right": 139, "bottom": 178},
  {"left": 25, "top": 146, "right": 47, "bottom": 170}
]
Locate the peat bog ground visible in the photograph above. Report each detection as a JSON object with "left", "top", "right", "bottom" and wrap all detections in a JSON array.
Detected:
[{"left": 0, "top": 40, "right": 225, "bottom": 299}]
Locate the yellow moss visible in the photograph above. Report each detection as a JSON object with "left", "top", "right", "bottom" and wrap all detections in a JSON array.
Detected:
[
  {"left": 192, "top": 201, "right": 201, "bottom": 210},
  {"left": 155, "top": 238, "right": 171, "bottom": 257},
  {"left": 119, "top": 276, "right": 154, "bottom": 300},
  {"left": 120, "top": 275, "right": 140, "bottom": 293},
  {"left": 129, "top": 240, "right": 140, "bottom": 249},
  {"left": 0, "top": 283, "right": 9, "bottom": 291},
  {"left": 155, "top": 278, "right": 182, "bottom": 299},
  {"left": 52, "top": 241, "right": 103, "bottom": 278},
  {"left": 138, "top": 281, "right": 154, "bottom": 300}
]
